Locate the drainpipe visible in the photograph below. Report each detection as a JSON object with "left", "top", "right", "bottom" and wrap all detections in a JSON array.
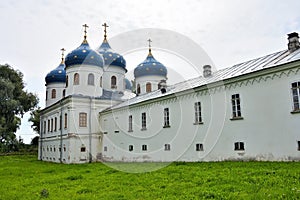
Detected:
[
  {"left": 89, "top": 97, "right": 92, "bottom": 163},
  {"left": 60, "top": 100, "right": 63, "bottom": 163}
]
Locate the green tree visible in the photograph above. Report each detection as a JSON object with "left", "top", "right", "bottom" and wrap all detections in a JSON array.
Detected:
[
  {"left": 28, "top": 107, "right": 41, "bottom": 134},
  {"left": 0, "top": 64, "right": 38, "bottom": 152}
]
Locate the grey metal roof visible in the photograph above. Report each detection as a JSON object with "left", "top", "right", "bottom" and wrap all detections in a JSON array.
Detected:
[{"left": 106, "top": 48, "right": 300, "bottom": 111}]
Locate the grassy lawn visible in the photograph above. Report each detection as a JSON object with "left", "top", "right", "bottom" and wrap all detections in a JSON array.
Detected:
[{"left": 0, "top": 155, "right": 299, "bottom": 199}]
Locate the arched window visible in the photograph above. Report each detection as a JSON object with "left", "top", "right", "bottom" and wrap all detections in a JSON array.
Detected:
[
  {"left": 137, "top": 84, "right": 141, "bottom": 94},
  {"left": 146, "top": 82, "right": 151, "bottom": 93},
  {"left": 66, "top": 75, "right": 68, "bottom": 87},
  {"left": 51, "top": 89, "right": 56, "bottom": 99},
  {"left": 74, "top": 73, "right": 79, "bottom": 85},
  {"left": 111, "top": 76, "right": 117, "bottom": 89},
  {"left": 100, "top": 76, "right": 103, "bottom": 87},
  {"left": 88, "top": 73, "right": 94, "bottom": 85},
  {"left": 62, "top": 89, "right": 66, "bottom": 97}
]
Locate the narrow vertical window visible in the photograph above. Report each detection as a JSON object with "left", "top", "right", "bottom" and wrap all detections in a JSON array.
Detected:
[
  {"left": 59, "top": 115, "right": 62, "bottom": 130},
  {"left": 291, "top": 82, "right": 300, "bottom": 111},
  {"left": 62, "top": 89, "right": 66, "bottom": 98},
  {"left": 146, "top": 82, "right": 151, "bottom": 93},
  {"left": 64, "top": 113, "right": 67, "bottom": 129},
  {"left": 196, "top": 143, "right": 204, "bottom": 151},
  {"left": 104, "top": 146, "right": 107, "bottom": 151},
  {"left": 100, "top": 76, "right": 103, "bottom": 87},
  {"left": 231, "top": 94, "right": 242, "bottom": 119},
  {"left": 111, "top": 76, "right": 117, "bottom": 89},
  {"left": 43, "top": 121, "right": 46, "bottom": 134},
  {"left": 54, "top": 117, "right": 57, "bottom": 132},
  {"left": 74, "top": 73, "right": 79, "bottom": 85},
  {"left": 141, "top": 112, "right": 146, "bottom": 130},
  {"left": 50, "top": 119, "right": 53, "bottom": 132},
  {"left": 47, "top": 119, "right": 50, "bottom": 132},
  {"left": 88, "top": 73, "right": 94, "bottom": 85},
  {"left": 194, "top": 102, "right": 202, "bottom": 124},
  {"left": 137, "top": 84, "right": 141, "bottom": 94},
  {"left": 51, "top": 89, "right": 56, "bottom": 99},
  {"left": 129, "top": 145, "right": 133, "bottom": 151},
  {"left": 164, "top": 144, "right": 171, "bottom": 151},
  {"left": 66, "top": 75, "right": 68, "bottom": 87},
  {"left": 142, "top": 144, "right": 147, "bottom": 151},
  {"left": 234, "top": 142, "right": 245, "bottom": 151},
  {"left": 128, "top": 115, "right": 133, "bottom": 132},
  {"left": 79, "top": 113, "right": 87, "bottom": 127},
  {"left": 298, "top": 141, "right": 300, "bottom": 151},
  {"left": 46, "top": 91, "right": 48, "bottom": 100},
  {"left": 163, "top": 108, "right": 170, "bottom": 127}
]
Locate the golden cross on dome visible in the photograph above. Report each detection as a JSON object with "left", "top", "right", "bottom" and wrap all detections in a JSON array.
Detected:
[
  {"left": 147, "top": 38, "right": 152, "bottom": 56},
  {"left": 102, "top": 23, "right": 109, "bottom": 41},
  {"left": 82, "top": 24, "right": 89, "bottom": 43},
  {"left": 60, "top": 48, "right": 66, "bottom": 63}
]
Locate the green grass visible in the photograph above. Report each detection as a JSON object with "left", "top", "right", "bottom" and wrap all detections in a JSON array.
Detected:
[{"left": 0, "top": 155, "right": 299, "bottom": 199}]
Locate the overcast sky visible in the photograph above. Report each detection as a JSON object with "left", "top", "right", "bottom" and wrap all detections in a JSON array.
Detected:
[{"left": 1, "top": 0, "right": 300, "bottom": 143}]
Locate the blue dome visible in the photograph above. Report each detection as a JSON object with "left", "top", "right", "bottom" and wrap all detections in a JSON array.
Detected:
[
  {"left": 134, "top": 52, "right": 167, "bottom": 78},
  {"left": 125, "top": 78, "right": 132, "bottom": 90},
  {"left": 98, "top": 40, "right": 127, "bottom": 71},
  {"left": 65, "top": 41, "right": 104, "bottom": 68},
  {"left": 45, "top": 62, "right": 66, "bottom": 85}
]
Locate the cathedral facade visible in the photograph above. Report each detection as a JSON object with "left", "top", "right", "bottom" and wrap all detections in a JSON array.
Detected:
[{"left": 38, "top": 25, "right": 300, "bottom": 163}]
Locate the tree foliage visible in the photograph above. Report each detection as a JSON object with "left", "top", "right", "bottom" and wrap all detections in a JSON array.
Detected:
[
  {"left": 28, "top": 107, "right": 41, "bottom": 134},
  {"left": 0, "top": 64, "right": 38, "bottom": 152}
]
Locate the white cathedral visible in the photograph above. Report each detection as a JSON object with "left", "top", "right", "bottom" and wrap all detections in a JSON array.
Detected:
[{"left": 38, "top": 24, "right": 300, "bottom": 163}]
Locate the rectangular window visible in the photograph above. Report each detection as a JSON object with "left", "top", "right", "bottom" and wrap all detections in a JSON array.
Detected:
[
  {"left": 51, "top": 119, "right": 53, "bottom": 132},
  {"left": 104, "top": 146, "right": 107, "bottom": 152},
  {"left": 234, "top": 142, "right": 245, "bottom": 151},
  {"left": 79, "top": 112, "right": 87, "bottom": 127},
  {"left": 194, "top": 102, "right": 202, "bottom": 124},
  {"left": 163, "top": 108, "right": 170, "bottom": 127},
  {"left": 196, "top": 143, "right": 204, "bottom": 151},
  {"left": 297, "top": 141, "right": 300, "bottom": 151},
  {"left": 231, "top": 94, "right": 242, "bottom": 118},
  {"left": 59, "top": 115, "right": 62, "bottom": 130},
  {"left": 129, "top": 145, "right": 133, "bottom": 151},
  {"left": 47, "top": 119, "right": 50, "bottom": 132},
  {"left": 141, "top": 112, "right": 146, "bottom": 130},
  {"left": 164, "top": 144, "right": 171, "bottom": 151},
  {"left": 81, "top": 147, "right": 86, "bottom": 152},
  {"left": 54, "top": 117, "right": 57, "bottom": 132},
  {"left": 128, "top": 115, "right": 133, "bottom": 132},
  {"left": 64, "top": 113, "right": 67, "bottom": 129},
  {"left": 292, "top": 82, "right": 300, "bottom": 111},
  {"left": 43, "top": 121, "right": 46, "bottom": 134},
  {"left": 142, "top": 144, "right": 147, "bottom": 151}
]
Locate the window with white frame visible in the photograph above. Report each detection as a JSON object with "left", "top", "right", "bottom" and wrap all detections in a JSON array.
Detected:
[
  {"left": 54, "top": 117, "right": 57, "bottom": 132},
  {"left": 64, "top": 113, "right": 67, "bottom": 128},
  {"left": 79, "top": 112, "right": 87, "bottom": 127},
  {"left": 194, "top": 102, "right": 202, "bottom": 124},
  {"left": 164, "top": 144, "right": 171, "bottom": 151},
  {"left": 234, "top": 142, "right": 245, "bottom": 151},
  {"left": 163, "top": 108, "right": 170, "bottom": 127},
  {"left": 111, "top": 76, "right": 117, "bottom": 89},
  {"left": 142, "top": 144, "right": 147, "bottom": 151},
  {"left": 297, "top": 141, "right": 300, "bottom": 151},
  {"left": 141, "top": 112, "right": 146, "bottom": 130},
  {"left": 129, "top": 145, "right": 133, "bottom": 151},
  {"left": 231, "top": 94, "right": 242, "bottom": 118},
  {"left": 88, "top": 73, "right": 94, "bottom": 85},
  {"left": 291, "top": 82, "right": 300, "bottom": 111},
  {"left": 128, "top": 115, "right": 133, "bottom": 132},
  {"left": 74, "top": 73, "right": 79, "bottom": 85},
  {"left": 196, "top": 143, "right": 204, "bottom": 151},
  {"left": 51, "top": 89, "right": 56, "bottom": 99}
]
